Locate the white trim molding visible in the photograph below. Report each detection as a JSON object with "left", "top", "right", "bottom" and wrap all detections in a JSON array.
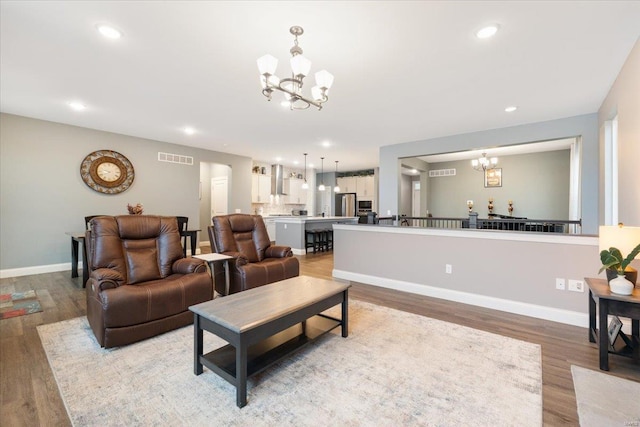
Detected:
[
  {"left": 0, "top": 262, "right": 79, "bottom": 279},
  {"left": 333, "top": 269, "right": 589, "bottom": 328}
]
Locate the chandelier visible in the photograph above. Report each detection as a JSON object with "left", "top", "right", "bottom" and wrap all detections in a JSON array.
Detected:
[
  {"left": 257, "top": 26, "right": 334, "bottom": 110},
  {"left": 471, "top": 153, "right": 498, "bottom": 171}
]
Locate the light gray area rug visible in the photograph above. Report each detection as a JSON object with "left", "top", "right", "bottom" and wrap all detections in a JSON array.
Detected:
[
  {"left": 572, "top": 365, "right": 640, "bottom": 427},
  {"left": 38, "top": 301, "right": 542, "bottom": 426}
]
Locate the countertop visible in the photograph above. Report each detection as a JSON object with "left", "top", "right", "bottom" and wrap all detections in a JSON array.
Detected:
[{"left": 269, "top": 216, "right": 357, "bottom": 222}]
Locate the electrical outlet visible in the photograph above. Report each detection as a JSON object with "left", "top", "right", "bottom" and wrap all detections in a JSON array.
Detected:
[
  {"left": 568, "top": 280, "right": 584, "bottom": 292},
  {"left": 445, "top": 264, "right": 452, "bottom": 274},
  {"left": 556, "top": 278, "right": 566, "bottom": 290}
]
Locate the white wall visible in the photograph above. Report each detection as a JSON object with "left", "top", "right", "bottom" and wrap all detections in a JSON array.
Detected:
[
  {"left": 598, "top": 39, "right": 640, "bottom": 227},
  {"left": 333, "top": 225, "right": 602, "bottom": 326},
  {"left": 0, "top": 113, "right": 252, "bottom": 271}
]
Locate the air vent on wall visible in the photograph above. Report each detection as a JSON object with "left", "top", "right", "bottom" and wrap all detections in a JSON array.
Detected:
[
  {"left": 429, "top": 168, "right": 456, "bottom": 177},
  {"left": 158, "top": 152, "right": 193, "bottom": 165}
]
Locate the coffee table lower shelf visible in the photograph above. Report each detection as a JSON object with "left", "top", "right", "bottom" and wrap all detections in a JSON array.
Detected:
[{"left": 199, "top": 314, "right": 341, "bottom": 400}]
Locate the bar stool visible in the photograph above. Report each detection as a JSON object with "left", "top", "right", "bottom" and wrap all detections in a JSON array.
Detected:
[
  {"left": 305, "top": 230, "right": 323, "bottom": 254},
  {"left": 325, "top": 228, "right": 334, "bottom": 251}
]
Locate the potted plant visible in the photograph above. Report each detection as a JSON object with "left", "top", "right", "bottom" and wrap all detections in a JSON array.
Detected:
[{"left": 599, "top": 243, "right": 640, "bottom": 295}]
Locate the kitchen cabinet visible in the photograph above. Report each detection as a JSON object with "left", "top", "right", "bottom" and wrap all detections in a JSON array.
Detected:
[
  {"left": 284, "top": 178, "right": 307, "bottom": 204},
  {"left": 356, "top": 175, "right": 375, "bottom": 198},
  {"left": 336, "top": 176, "right": 357, "bottom": 193},
  {"left": 251, "top": 174, "right": 271, "bottom": 203}
]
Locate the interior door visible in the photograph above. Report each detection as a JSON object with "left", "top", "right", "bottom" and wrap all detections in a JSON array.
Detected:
[{"left": 211, "top": 177, "right": 228, "bottom": 218}]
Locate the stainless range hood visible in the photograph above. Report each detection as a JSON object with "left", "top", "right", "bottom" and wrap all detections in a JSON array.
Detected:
[{"left": 271, "top": 164, "right": 287, "bottom": 195}]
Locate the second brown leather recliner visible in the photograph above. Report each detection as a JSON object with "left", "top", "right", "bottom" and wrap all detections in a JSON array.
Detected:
[{"left": 208, "top": 214, "right": 299, "bottom": 295}]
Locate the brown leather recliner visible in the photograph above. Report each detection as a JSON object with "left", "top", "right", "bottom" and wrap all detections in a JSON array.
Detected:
[
  {"left": 85, "top": 215, "right": 212, "bottom": 348},
  {"left": 208, "top": 214, "right": 299, "bottom": 295}
]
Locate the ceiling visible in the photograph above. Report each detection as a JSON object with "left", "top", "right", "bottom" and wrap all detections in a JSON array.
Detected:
[{"left": 1, "top": 2, "right": 639, "bottom": 172}]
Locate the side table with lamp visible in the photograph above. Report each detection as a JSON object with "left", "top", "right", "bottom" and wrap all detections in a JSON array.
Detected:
[{"left": 589, "top": 224, "right": 640, "bottom": 370}]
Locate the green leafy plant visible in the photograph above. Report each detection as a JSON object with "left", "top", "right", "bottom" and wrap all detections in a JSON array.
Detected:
[{"left": 599, "top": 243, "right": 640, "bottom": 275}]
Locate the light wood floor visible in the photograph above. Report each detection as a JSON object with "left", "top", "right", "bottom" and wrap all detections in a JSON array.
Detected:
[{"left": 1, "top": 251, "right": 639, "bottom": 426}]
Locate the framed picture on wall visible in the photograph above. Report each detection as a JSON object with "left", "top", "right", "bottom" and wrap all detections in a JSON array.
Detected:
[{"left": 484, "top": 168, "right": 502, "bottom": 188}]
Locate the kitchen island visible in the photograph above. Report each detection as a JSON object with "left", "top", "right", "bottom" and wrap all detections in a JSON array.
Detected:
[{"left": 272, "top": 216, "right": 358, "bottom": 255}]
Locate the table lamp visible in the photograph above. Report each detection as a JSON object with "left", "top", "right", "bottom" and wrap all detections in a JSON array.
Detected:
[{"left": 599, "top": 224, "right": 640, "bottom": 294}]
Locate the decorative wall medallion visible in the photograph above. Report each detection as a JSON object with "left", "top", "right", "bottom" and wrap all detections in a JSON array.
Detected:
[{"left": 80, "top": 150, "right": 135, "bottom": 194}]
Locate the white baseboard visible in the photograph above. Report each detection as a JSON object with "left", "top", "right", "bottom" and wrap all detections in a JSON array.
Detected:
[
  {"left": 292, "top": 248, "right": 305, "bottom": 256},
  {"left": 333, "top": 269, "right": 588, "bottom": 328},
  {"left": 0, "top": 262, "right": 79, "bottom": 279}
]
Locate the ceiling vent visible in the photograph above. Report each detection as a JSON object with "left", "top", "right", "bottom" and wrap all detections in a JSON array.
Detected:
[{"left": 429, "top": 168, "right": 456, "bottom": 177}]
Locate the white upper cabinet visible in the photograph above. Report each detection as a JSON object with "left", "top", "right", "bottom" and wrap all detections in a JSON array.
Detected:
[
  {"left": 251, "top": 174, "right": 271, "bottom": 203},
  {"left": 356, "top": 175, "right": 375, "bottom": 198},
  {"left": 284, "top": 177, "right": 307, "bottom": 204},
  {"left": 336, "top": 176, "right": 357, "bottom": 193}
]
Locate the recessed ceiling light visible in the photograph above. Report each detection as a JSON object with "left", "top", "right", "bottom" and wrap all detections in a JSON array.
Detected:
[
  {"left": 411, "top": 169, "right": 418, "bottom": 174},
  {"left": 68, "top": 101, "right": 86, "bottom": 111},
  {"left": 321, "top": 141, "right": 331, "bottom": 148},
  {"left": 275, "top": 157, "right": 283, "bottom": 162},
  {"left": 281, "top": 101, "right": 290, "bottom": 108},
  {"left": 476, "top": 25, "right": 499, "bottom": 39},
  {"left": 183, "top": 127, "right": 196, "bottom": 135},
  {"left": 293, "top": 160, "right": 299, "bottom": 165},
  {"left": 96, "top": 24, "right": 123, "bottom": 39},
  {"left": 505, "top": 106, "right": 518, "bottom": 113}
]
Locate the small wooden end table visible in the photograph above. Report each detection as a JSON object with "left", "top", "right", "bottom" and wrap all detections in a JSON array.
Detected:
[
  {"left": 586, "top": 277, "right": 640, "bottom": 370},
  {"left": 193, "top": 253, "right": 234, "bottom": 296}
]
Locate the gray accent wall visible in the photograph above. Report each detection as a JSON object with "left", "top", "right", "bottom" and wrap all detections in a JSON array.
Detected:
[
  {"left": 427, "top": 150, "right": 570, "bottom": 219},
  {"left": 379, "top": 114, "right": 599, "bottom": 233},
  {"left": 0, "top": 113, "right": 252, "bottom": 270}
]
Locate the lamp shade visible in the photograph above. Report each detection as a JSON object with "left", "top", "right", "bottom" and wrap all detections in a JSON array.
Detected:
[
  {"left": 257, "top": 54, "right": 278, "bottom": 75},
  {"left": 599, "top": 225, "right": 640, "bottom": 256},
  {"left": 315, "top": 70, "right": 334, "bottom": 89},
  {"left": 290, "top": 55, "right": 311, "bottom": 77}
]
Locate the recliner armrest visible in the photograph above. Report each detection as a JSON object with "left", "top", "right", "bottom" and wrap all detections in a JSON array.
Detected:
[
  {"left": 89, "top": 268, "right": 125, "bottom": 291},
  {"left": 172, "top": 258, "right": 207, "bottom": 274},
  {"left": 265, "top": 245, "right": 293, "bottom": 258},
  {"left": 220, "top": 251, "right": 247, "bottom": 266}
]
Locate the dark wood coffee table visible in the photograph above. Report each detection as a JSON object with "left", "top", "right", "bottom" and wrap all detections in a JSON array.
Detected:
[{"left": 189, "top": 275, "right": 350, "bottom": 407}]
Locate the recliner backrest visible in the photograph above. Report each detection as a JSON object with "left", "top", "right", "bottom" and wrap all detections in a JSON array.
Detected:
[
  {"left": 211, "top": 214, "right": 270, "bottom": 262},
  {"left": 89, "top": 215, "right": 184, "bottom": 284}
]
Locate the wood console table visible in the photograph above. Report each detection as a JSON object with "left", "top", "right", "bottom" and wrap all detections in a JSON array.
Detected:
[{"left": 586, "top": 277, "right": 640, "bottom": 370}]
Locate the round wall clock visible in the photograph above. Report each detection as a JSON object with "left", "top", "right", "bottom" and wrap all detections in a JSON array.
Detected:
[{"left": 80, "top": 150, "right": 135, "bottom": 194}]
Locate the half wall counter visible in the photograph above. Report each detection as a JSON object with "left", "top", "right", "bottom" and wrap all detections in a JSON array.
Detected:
[{"left": 273, "top": 216, "right": 358, "bottom": 255}]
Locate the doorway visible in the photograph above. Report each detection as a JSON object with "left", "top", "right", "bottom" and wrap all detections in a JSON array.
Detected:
[
  {"left": 199, "top": 162, "right": 231, "bottom": 243},
  {"left": 211, "top": 177, "right": 228, "bottom": 217}
]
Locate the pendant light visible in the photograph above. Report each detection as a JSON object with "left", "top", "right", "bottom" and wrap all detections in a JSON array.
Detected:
[
  {"left": 334, "top": 161, "right": 340, "bottom": 192},
  {"left": 318, "top": 157, "right": 325, "bottom": 191},
  {"left": 301, "top": 153, "right": 309, "bottom": 189}
]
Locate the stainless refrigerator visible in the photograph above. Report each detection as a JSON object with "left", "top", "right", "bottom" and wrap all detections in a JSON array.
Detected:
[{"left": 335, "top": 193, "right": 357, "bottom": 216}]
